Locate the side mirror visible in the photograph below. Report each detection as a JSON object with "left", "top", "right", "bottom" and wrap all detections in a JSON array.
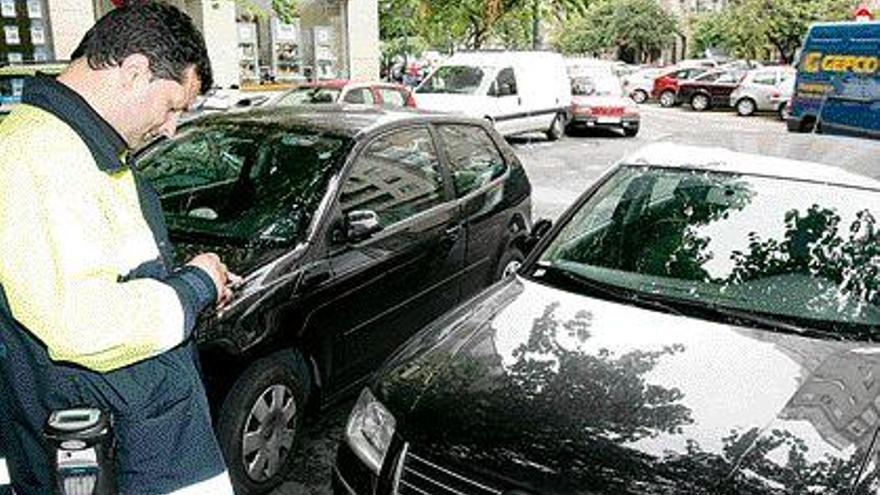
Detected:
[
  {"left": 345, "top": 210, "right": 382, "bottom": 242},
  {"left": 525, "top": 218, "right": 553, "bottom": 254}
]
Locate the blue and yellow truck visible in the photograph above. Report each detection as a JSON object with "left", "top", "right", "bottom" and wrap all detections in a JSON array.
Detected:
[{"left": 787, "top": 21, "right": 879, "bottom": 138}]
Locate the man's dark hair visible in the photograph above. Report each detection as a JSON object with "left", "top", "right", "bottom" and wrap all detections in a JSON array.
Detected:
[{"left": 71, "top": 2, "right": 213, "bottom": 93}]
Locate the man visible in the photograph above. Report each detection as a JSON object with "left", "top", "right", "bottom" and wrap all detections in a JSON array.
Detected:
[{"left": 0, "top": 3, "right": 237, "bottom": 494}]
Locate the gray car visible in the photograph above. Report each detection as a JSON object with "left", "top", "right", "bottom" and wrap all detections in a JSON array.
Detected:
[{"left": 730, "top": 67, "right": 796, "bottom": 117}]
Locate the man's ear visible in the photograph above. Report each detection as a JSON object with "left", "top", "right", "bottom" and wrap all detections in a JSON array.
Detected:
[{"left": 119, "top": 53, "right": 152, "bottom": 91}]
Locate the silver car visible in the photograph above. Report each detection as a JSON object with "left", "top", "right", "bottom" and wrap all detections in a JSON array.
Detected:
[{"left": 730, "top": 67, "right": 796, "bottom": 117}]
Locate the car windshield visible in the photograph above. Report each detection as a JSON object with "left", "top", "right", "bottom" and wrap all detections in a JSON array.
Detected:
[
  {"left": 275, "top": 87, "right": 341, "bottom": 105},
  {"left": 138, "top": 123, "right": 350, "bottom": 245},
  {"left": 572, "top": 75, "right": 623, "bottom": 97},
  {"left": 530, "top": 165, "right": 880, "bottom": 339},
  {"left": 417, "top": 66, "right": 485, "bottom": 95}
]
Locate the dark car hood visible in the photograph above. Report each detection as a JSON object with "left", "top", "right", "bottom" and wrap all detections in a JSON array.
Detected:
[{"left": 375, "top": 278, "right": 880, "bottom": 494}]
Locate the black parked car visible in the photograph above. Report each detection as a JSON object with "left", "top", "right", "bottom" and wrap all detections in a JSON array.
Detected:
[
  {"left": 334, "top": 142, "right": 880, "bottom": 495},
  {"left": 135, "top": 105, "right": 532, "bottom": 494},
  {"left": 676, "top": 69, "right": 744, "bottom": 111}
]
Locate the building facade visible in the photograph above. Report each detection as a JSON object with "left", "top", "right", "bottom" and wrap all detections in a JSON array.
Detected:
[
  {"left": 658, "top": 0, "right": 729, "bottom": 64},
  {"left": 1, "top": 0, "right": 379, "bottom": 88},
  {"left": 0, "top": 0, "right": 54, "bottom": 63}
]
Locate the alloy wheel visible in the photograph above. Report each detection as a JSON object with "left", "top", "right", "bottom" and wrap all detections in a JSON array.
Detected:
[
  {"left": 241, "top": 384, "right": 298, "bottom": 482},
  {"left": 659, "top": 91, "right": 676, "bottom": 108},
  {"left": 736, "top": 98, "right": 756, "bottom": 116},
  {"left": 691, "top": 94, "right": 709, "bottom": 111},
  {"left": 632, "top": 90, "right": 648, "bottom": 104}
]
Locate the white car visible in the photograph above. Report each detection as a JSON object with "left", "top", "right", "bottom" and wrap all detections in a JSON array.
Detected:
[
  {"left": 730, "top": 67, "right": 796, "bottom": 117},
  {"left": 415, "top": 51, "right": 572, "bottom": 140},
  {"left": 622, "top": 67, "right": 663, "bottom": 104},
  {"left": 567, "top": 71, "right": 640, "bottom": 137}
]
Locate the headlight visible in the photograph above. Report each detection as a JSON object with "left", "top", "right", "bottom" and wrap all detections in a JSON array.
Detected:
[{"left": 345, "top": 388, "right": 397, "bottom": 474}]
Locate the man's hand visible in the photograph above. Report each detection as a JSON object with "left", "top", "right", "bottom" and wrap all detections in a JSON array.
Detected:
[{"left": 186, "top": 253, "right": 242, "bottom": 309}]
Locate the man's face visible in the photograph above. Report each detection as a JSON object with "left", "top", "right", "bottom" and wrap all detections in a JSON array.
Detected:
[{"left": 126, "top": 66, "right": 200, "bottom": 149}]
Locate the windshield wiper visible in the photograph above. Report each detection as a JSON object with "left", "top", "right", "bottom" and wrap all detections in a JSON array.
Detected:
[
  {"left": 693, "top": 302, "right": 818, "bottom": 336},
  {"left": 650, "top": 293, "right": 844, "bottom": 339},
  {"left": 531, "top": 263, "right": 683, "bottom": 316}
]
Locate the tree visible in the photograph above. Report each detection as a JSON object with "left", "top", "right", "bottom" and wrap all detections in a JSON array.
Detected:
[
  {"left": 689, "top": 0, "right": 859, "bottom": 63},
  {"left": 553, "top": 0, "right": 678, "bottom": 63},
  {"left": 528, "top": 0, "right": 592, "bottom": 48},
  {"left": 233, "top": 0, "right": 298, "bottom": 23}
]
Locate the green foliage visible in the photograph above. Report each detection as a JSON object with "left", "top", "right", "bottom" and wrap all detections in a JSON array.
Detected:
[
  {"left": 689, "top": 0, "right": 859, "bottom": 63},
  {"left": 553, "top": 0, "right": 678, "bottom": 62},
  {"left": 232, "top": 0, "right": 297, "bottom": 24},
  {"left": 270, "top": 0, "right": 298, "bottom": 24},
  {"left": 378, "top": 0, "right": 592, "bottom": 54}
]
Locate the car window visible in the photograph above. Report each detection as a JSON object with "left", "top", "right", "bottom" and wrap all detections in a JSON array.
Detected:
[
  {"left": 276, "top": 87, "right": 340, "bottom": 105},
  {"left": 340, "top": 127, "right": 445, "bottom": 227},
  {"left": 138, "top": 124, "right": 349, "bottom": 245},
  {"left": 417, "top": 66, "right": 485, "bottom": 95},
  {"left": 752, "top": 71, "right": 777, "bottom": 85},
  {"left": 378, "top": 88, "right": 407, "bottom": 107},
  {"left": 536, "top": 166, "right": 880, "bottom": 336},
  {"left": 696, "top": 72, "right": 721, "bottom": 83},
  {"left": 491, "top": 67, "right": 518, "bottom": 96},
  {"left": 716, "top": 72, "right": 739, "bottom": 84},
  {"left": 437, "top": 124, "right": 507, "bottom": 197},
  {"left": 342, "top": 88, "right": 376, "bottom": 104}
]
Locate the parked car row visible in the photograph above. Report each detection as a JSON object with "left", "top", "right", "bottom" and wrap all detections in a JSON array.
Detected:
[
  {"left": 635, "top": 64, "right": 796, "bottom": 119},
  {"left": 333, "top": 142, "right": 880, "bottom": 495},
  {"left": 624, "top": 21, "right": 879, "bottom": 140}
]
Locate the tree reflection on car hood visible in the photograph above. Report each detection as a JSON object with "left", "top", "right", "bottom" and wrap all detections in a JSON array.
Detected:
[{"left": 375, "top": 277, "right": 880, "bottom": 494}]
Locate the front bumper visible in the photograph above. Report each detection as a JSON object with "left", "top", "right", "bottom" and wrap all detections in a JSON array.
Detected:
[
  {"left": 568, "top": 115, "right": 640, "bottom": 129},
  {"left": 333, "top": 442, "right": 377, "bottom": 495}
]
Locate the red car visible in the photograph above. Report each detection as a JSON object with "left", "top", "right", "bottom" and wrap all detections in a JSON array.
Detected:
[
  {"left": 651, "top": 67, "right": 708, "bottom": 107},
  {"left": 272, "top": 80, "right": 417, "bottom": 108}
]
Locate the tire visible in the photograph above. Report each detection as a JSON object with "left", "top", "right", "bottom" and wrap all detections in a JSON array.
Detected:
[
  {"left": 494, "top": 247, "right": 525, "bottom": 281},
  {"left": 735, "top": 98, "right": 756, "bottom": 117},
  {"left": 691, "top": 93, "right": 710, "bottom": 112},
  {"left": 778, "top": 103, "right": 790, "bottom": 121},
  {"left": 631, "top": 89, "right": 648, "bottom": 104},
  {"left": 546, "top": 113, "right": 565, "bottom": 141},
  {"left": 217, "top": 350, "right": 308, "bottom": 495},
  {"left": 659, "top": 90, "right": 676, "bottom": 108},
  {"left": 623, "top": 125, "right": 639, "bottom": 137}
]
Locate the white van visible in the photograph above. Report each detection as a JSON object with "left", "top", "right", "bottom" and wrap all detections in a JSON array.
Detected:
[{"left": 414, "top": 51, "right": 572, "bottom": 140}]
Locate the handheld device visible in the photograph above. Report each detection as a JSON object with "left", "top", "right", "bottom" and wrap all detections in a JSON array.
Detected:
[{"left": 44, "top": 408, "right": 115, "bottom": 495}]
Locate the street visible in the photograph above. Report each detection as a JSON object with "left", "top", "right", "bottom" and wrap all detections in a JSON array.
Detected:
[{"left": 271, "top": 105, "right": 880, "bottom": 495}]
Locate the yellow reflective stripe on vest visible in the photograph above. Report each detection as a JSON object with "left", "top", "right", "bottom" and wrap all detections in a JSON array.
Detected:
[{"left": 0, "top": 105, "right": 185, "bottom": 372}]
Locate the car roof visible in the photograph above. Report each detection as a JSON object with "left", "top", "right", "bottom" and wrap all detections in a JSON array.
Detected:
[
  {"left": 297, "top": 79, "right": 350, "bottom": 89},
  {"left": 621, "top": 143, "right": 880, "bottom": 190},
  {"left": 191, "top": 104, "right": 476, "bottom": 139}
]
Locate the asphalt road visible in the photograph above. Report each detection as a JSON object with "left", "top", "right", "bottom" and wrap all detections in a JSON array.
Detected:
[{"left": 257, "top": 104, "right": 880, "bottom": 495}]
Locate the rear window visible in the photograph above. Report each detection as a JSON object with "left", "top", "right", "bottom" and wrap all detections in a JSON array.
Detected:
[{"left": 276, "top": 87, "right": 341, "bottom": 105}]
